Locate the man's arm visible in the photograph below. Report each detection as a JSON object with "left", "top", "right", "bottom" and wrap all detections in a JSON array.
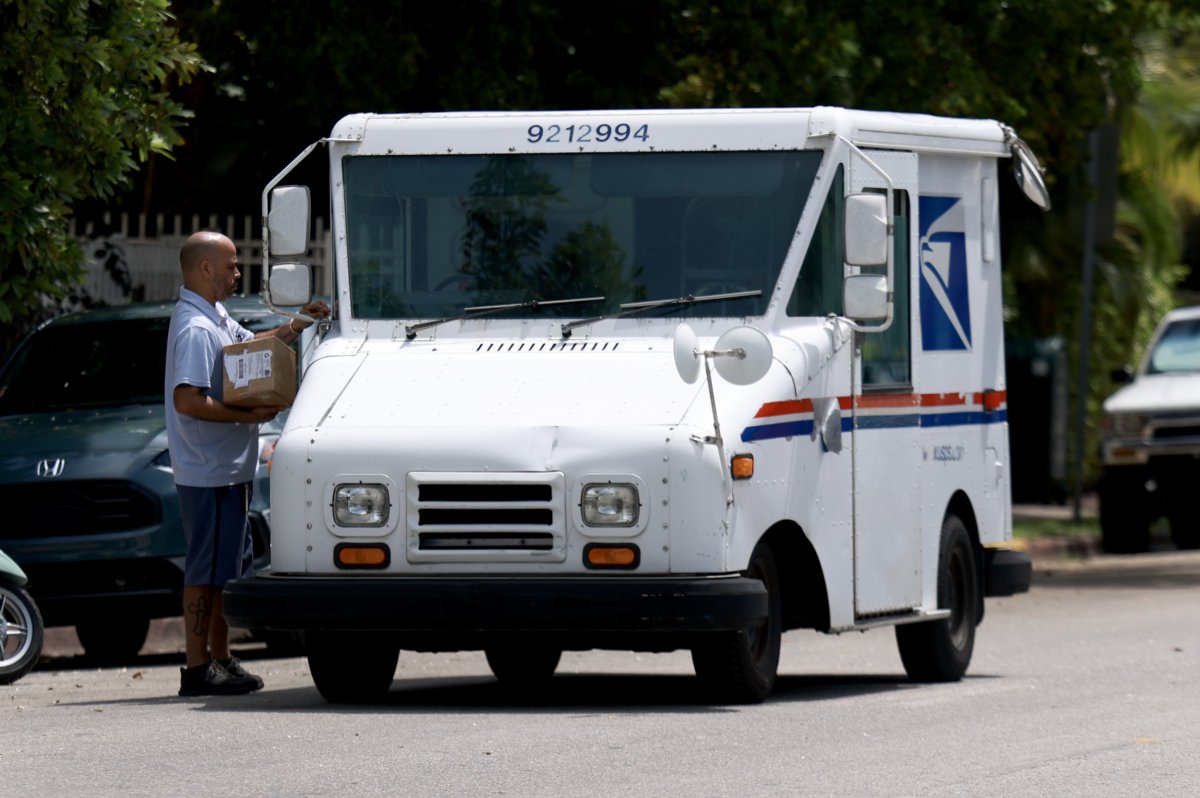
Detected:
[
  {"left": 173, "top": 385, "right": 281, "bottom": 423},
  {"left": 254, "top": 300, "right": 331, "bottom": 343}
]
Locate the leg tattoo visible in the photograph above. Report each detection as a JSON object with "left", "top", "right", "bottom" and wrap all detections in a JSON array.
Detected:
[{"left": 187, "top": 594, "right": 213, "bottom": 638}]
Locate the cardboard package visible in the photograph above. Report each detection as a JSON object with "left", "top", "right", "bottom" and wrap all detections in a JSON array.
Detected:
[{"left": 222, "top": 337, "right": 296, "bottom": 408}]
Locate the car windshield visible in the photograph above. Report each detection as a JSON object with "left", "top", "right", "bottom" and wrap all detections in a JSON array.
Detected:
[
  {"left": 343, "top": 150, "right": 822, "bottom": 320},
  {"left": 1146, "top": 317, "right": 1200, "bottom": 374}
]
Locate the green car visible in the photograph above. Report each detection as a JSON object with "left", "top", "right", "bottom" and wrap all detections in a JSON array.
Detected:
[{"left": 0, "top": 297, "right": 289, "bottom": 662}]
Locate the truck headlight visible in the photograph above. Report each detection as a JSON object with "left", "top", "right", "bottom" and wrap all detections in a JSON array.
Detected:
[
  {"left": 333, "top": 483, "right": 390, "bottom": 527},
  {"left": 581, "top": 483, "right": 639, "bottom": 527},
  {"left": 1109, "top": 413, "right": 1147, "bottom": 438}
]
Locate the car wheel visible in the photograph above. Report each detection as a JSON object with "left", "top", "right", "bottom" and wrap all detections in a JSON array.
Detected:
[
  {"left": 690, "top": 539, "right": 781, "bottom": 704},
  {"left": 0, "top": 581, "right": 45, "bottom": 685},
  {"left": 306, "top": 631, "right": 399, "bottom": 703},
  {"left": 484, "top": 644, "right": 561, "bottom": 688},
  {"left": 895, "top": 514, "right": 978, "bottom": 682},
  {"left": 75, "top": 617, "right": 150, "bottom": 664}
]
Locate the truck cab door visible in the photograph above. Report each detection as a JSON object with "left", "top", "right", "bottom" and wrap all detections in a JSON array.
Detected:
[{"left": 848, "top": 151, "right": 923, "bottom": 617}]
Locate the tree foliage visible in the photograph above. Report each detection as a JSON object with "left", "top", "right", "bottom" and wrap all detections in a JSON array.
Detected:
[
  {"left": 0, "top": 0, "right": 207, "bottom": 330},
  {"left": 12, "top": 0, "right": 1200, "bottom": 486}
]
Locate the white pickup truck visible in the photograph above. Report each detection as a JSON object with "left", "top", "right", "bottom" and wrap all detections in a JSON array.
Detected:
[{"left": 1100, "top": 305, "right": 1200, "bottom": 553}]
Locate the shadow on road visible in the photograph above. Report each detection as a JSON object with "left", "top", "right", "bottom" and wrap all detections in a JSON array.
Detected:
[{"left": 53, "top": 668, "right": 967, "bottom": 715}]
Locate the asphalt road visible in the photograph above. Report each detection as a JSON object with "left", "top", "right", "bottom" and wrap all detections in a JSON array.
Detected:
[{"left": 6, "top": 551, "right": 1199, "bottom": 797}]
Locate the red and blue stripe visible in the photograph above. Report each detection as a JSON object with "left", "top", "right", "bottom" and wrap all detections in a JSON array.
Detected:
[{"left": 740, "top": 391, "right": 1006, "bottom": 443}]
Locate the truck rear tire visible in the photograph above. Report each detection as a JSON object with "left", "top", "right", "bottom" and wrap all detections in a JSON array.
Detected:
[
  {"left": 306, "top": 631, "right": 399, "bottom": 703},
  {"left": 690, "top": 540, "right": 780, "bottom": 704},
  {"left": 896, "top": 514, "right": 977, "bottom": 682}
]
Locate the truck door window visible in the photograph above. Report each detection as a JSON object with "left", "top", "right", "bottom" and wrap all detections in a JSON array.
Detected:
[
  {"left": 787, "top": 165, "right": 844, "bottom": 318},
  {"left": 861, "top": 190, "right": 911, "bottom": 388}
]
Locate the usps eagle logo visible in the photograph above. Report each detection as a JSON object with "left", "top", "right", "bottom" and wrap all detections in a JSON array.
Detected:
[{"left": 918, "top": 196, "right": 971, "bottom": 351}]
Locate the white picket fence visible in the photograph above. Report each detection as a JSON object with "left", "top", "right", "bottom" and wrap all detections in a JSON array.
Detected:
[{"left": 72, "top": 212, "right": 334, "bottom": 305}]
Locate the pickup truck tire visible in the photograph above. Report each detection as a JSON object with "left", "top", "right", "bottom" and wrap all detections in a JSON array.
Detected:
[
  {"left": 485, "top": 645, "right": 562, "bottom": 687},
  {"left": 895, "top": 514, "right": 977, "bottom": 682},
  {"left": 690, "top": 540, "right": 780, "bottom": 704},
  {"left": 75, "top": 617, "right": 149, "bottom": 664},
  {"left": 306, "top": 631, "right": 399, "bottom": 703},
  {"left": 1098, "top": 472, "right": 1152, "bottom": 554},
  {"left": 1168, "top": 510, "right": 1200, "bottom": 550}
]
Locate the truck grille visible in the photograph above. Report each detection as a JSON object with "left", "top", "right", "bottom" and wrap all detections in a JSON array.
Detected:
[
  {"left": 1152, "top": 424, "right": 1200, "bottom": 440},
  {"left": 0, "top": 480, "right": 159, "bottom": 539},
  {"left": 406, "top": 472, "right": 566, "bottom": 563}
]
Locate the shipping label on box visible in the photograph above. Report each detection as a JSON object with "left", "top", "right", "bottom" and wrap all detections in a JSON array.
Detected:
[{"left": 222, "top": 337, "right": 297, "bottom": 408}]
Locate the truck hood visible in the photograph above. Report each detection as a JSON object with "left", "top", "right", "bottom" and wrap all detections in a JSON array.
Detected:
[
  {"left": 300, "top": 342, "right": 705, "bottom": 430},
  {"left": 0, "top": 405, "right": 168, "bottom": 482},
  {"left": 1104, "top": 372, "right": 1200, "bottom": 415}
]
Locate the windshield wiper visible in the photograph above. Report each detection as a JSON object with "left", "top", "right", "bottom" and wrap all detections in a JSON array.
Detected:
[
  {"left": 560, "top": 290, "right": 763, "bottom": 338},
  {"left": 405, "top": 296, "right": 605, "bottom": 340}
]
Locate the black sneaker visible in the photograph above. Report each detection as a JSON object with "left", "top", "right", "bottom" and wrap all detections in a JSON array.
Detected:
[
  {"left": 178, "top": 661, "right": 261, "bottom": 697},
  {"left": 219, "top": 656, "right": 264, "bottom": 691}
]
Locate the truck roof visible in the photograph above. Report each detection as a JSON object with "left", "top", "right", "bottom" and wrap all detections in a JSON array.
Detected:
[{"left": 329, "top": 107, "right": 1012, "bottom": 158}]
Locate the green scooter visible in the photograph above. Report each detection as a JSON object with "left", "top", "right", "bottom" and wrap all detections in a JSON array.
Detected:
[{"left": 0, "top": 549, "right": 44, "bottom": 684}]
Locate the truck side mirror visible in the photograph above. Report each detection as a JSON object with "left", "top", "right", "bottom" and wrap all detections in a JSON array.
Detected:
[
  {"left": 268, "top": 186, "right": 311, "bottom": 257},
  {"left": 844, "top": 193, "right": 888, "bottom": 266},
  {"left": 269, "top": 263, "right": 313, "bottom": 307},
  {"left": 843, "top": 273, "right": 888, "bottom": 322},
  {"left": 1110, "top": 365, "right": 1134, "bottom": 384}
]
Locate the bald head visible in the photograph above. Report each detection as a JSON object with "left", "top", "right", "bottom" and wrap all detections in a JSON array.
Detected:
[{"left": 180, "top": 232, "right": 240, "bottom": 304}]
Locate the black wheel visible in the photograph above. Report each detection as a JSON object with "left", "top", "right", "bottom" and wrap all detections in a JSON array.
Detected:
[
  {"left": 0, "top": 581, "right": 44, "bottom": 685},
  {"left": 484, "top": 644, "right": 562, "bottom": 687},
  {"left": 306, "top": 632, "right": 399, "bottom": 703},
  {"left": 691, "top": 540, "right": 781, "bottom": 704},
  {"left": 896, "top": 514, "right": 978, "bottom": 682},
  {"left": 1098, "top": 471, "right": 1152, "bottom": 554},
  {"left": 75, "top": 616, "right": 149, "bottom": 664},
  {"left": 1168, "top": 510, "right": 1200, "bottom": 550}
]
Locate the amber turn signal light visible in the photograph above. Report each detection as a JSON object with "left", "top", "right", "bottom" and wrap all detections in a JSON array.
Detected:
[
  {"left": 334, "top": 543, "right": 390, "bottom": 569},
  {"left": 584, "top": 543, "right": 639, "bottom": 570},
  {"left": 731, "top": 454, "right": 754, "bottom": 479}
]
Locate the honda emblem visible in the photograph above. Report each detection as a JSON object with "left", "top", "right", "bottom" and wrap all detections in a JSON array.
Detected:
[{"left": 36, "top": 458, "right": 66, "bottom": 478}]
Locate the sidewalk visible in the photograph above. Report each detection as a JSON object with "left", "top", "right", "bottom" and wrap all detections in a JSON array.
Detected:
[{"left": 1011, "top": 493, "right": 1101, "bottom": 563}]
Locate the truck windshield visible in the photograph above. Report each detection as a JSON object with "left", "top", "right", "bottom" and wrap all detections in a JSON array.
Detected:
[
  {"left": 343, "top": 150, "right": 822, "bottom": 321},
  {"left": 1147, "top": 317, "right": 1200, "bottom": 374}
]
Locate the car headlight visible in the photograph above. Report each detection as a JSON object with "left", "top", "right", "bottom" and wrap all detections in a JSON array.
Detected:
[
  {"left": 581, "top": 483, "right": 639, "bottom": 527},
  {"left": 1109, "top": 413, "right": 1147, "bottom": 438},
  {"left": 333, "top": 483, "right": 390, "bottom": 527}
]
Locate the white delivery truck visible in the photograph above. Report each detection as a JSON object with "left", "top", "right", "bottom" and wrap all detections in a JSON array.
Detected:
[{"left": 225, "top": 107, "right": 1048, "bottom": 703}]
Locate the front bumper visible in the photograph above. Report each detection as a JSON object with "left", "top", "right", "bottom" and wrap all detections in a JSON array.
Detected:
[{"left": 223, "top": 573, "right": 768, "bottom": 643}]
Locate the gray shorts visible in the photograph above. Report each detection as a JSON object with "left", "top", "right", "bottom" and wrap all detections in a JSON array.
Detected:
[{"left": 177, "top": 482, "right": 255, "bottom": 587}]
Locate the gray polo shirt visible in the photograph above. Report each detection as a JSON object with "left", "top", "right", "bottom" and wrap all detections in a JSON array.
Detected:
[{"left": 165, "top": 287, "right": 259, "bottom": 488}]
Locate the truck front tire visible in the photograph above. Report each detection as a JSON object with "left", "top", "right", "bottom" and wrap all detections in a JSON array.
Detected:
[
  {"left": 690, "top": 540, "right": 781, "bottom": 704},
  {"left": 306, "top": 631, "right": 399, "bottom": 703}
]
